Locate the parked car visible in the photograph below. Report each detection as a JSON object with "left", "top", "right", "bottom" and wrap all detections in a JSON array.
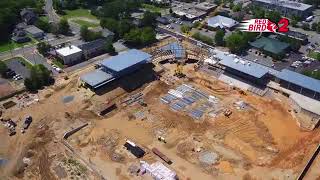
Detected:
[{"left": 13, "top": 74, "right": 22, "bottom": 81}]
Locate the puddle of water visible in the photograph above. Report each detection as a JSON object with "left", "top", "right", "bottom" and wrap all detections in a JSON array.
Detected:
[{"left": 62, "top": 95, "right": 74, "bottom": 104}]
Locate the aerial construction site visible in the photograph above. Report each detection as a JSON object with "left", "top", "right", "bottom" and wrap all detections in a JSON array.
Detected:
[{"left": 1, "top": 38, "right": 320, "bottom": 180}]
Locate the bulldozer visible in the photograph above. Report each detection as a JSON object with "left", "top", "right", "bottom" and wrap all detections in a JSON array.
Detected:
[{"left": 174, "top": 62, "right": 185, "bottom": 78}]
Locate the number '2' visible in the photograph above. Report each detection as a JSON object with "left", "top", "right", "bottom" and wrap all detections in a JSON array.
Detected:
[{"left": 278, "top": 18, "right": 289, "bottom": 33}]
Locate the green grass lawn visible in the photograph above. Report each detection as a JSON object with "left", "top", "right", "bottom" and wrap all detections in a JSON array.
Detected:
[
  {"left": 39, "top": 16, "right": 49, "bottom": 22},
  {"left": 142, "top": 4, "right": 167, "bottom": 13},
  {"left": 63, "top": 9, "right": 98, "bottom": 20},
  {"left": 17, "top": 57, "right": 33, "bottom": 69},
  {"left": 71, "top": 19, "right": 100, "bottom": 27},
  {"left": 63, "top": 9, "right": 100, "bottom": 28},
  {"left": 308, "top": 51, "right": 320, "bottom": 61},
  {"left": 52, "top": 59, "right": 64, "bottom": 68},
  {"left": 303, "top": 70, "right": 320, "bottom": 80},
  {"left": 0, "top": 38, "right": 38, "bottom": 53}
]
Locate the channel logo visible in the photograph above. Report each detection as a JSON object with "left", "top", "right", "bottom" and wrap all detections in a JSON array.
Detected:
[{"left": 238, "top": 18, "right": 289, "bottom": 33}]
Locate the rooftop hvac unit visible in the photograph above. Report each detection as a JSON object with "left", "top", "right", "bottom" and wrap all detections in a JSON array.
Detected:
[
  {"left": 234, "top": 58, "right": 240, "bottom": 63},
  {"left": 240, "top": 60, "right": 246, "bottom": 65}
]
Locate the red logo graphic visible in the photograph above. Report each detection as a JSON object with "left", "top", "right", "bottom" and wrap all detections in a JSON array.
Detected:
[{"left": 239, "top": 18, "right": 289, "bottom": 33}]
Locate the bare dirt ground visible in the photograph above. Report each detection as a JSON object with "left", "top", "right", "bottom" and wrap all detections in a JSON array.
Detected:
[{"left": 0, "top": 57, "right": 320, "bottom": 180}]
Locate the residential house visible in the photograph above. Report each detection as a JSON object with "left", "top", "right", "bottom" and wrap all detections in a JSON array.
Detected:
[{"left": 20, "top": 8, "right": 37, "bottom": 25}]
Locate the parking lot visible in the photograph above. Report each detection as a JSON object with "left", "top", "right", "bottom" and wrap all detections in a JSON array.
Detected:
[
  {"left": 23, "top": 51, "right": 53, "bottom": 71},
  {"left": 5, "top": 57, "right": 31, "bottom": 82}
]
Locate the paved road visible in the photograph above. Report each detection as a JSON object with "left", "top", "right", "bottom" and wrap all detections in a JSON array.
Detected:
[
  {"left": 64, "top": 53, "right": 111, "bottom": 73},
  {"left": 45, "top": 0, "right": 80, "bottom": 34},
  {"left": 23, "top": 51, "right": 53, "bottom": 71},
  {"left": 45, "top": 0, "right": 59, "bottom": 23}
]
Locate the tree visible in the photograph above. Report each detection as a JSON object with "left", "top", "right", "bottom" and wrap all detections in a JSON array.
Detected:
[
  {"left": 141, "top": 11, "right": 159, "bottom": 27},
  {"left": 311, "top": 22, "right": 320, "bottom": 33},
  {"left": 37, "top": 42, "right": 52, "bottom": 56},
  {"left": 35, "top": 18, "right": 51, "bottom": 32},
  {"left": 192, "top": 32, "right": 213, "bottom": 45},
  {"left": 251, "top": 6, "right": 265, "bottom": 19},
  {"left": 25, "top": 64, "right": 53, "bottom": 91},
  {"left": 232, "top": 4, "right": 242, "bottom": 12},
  {"left": 104, "top": 40, "right": 116, "bottom": 55},
  {"left": 117, "top": 19, "right": 132, "bottom": 37},
  {"left": 291, "top": 19, "right": 298, "bottom": 28},
  {"left": 24, "top": 78, "right": 37, "bottom": 91},
  {"left": 0, "top": 61, "right": 8, "bottom": 76},
  {"left": 58, "top": 19, "right": 70, "bottom": 35},
  {"left": 124, "top": 27, "right": 156, "bottom": 46},
  {"left": 266, "top": 10, "right": 281, "bottom": 23},
  {"left": 80, "top": 25, "right": 90, "bottom": 41},
  {"left": 169, "top": 8, "right": 173, "bottom": 14},
  {"left": 100, "top": 18, "right": 118, "bottom": 33},
  {"left": 180, "top": 25, "right": 192, "bottom": 34},
  {"left": 215, "top": 30, "right": 225, "bottom": 46},
  {"left": 301, "top": 22, "right": 310, "bottom": 30},
  {"left": 80, "top": 25, "right": 102, "bottom": 41},
  {"left": 140, "top": 27, "right": 156, "bottom": 45},
  {"left": 225, "top": 32, "right": 248, "bottom": 54}
]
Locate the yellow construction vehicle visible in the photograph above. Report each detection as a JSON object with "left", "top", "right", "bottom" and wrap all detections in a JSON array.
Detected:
[
  {"left": 174, "top": 62, "right": 185, "bottom": 78},
  {"left": 224, "top": 109, "right": 232, "bottom": 118}
]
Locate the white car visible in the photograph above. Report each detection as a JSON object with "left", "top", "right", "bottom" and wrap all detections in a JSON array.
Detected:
[
  {"left": 55, "top": 67, "right": 62, "bottom": 73},
  {"left": 13, "top": 75, "right": 22, "bottom": 81}
]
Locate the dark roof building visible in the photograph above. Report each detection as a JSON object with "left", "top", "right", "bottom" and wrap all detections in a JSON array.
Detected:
[
  {"left": 249, "top": 37, "right": 290, "bottom": 55},
  {"left": 25, "top": 25, "right": 45, "bottom": 39},
  {"left": 277, "top": 30, "right": 308, "bottom": 44},
  {"left": 11, "top": 36, "right": 31, "bottom": 43},
  {"left": 20, "top": 8, "right": 37, "bottom": 25},
  {"left": 124, "top": 140, "right": 145, "bottom": 158},
  {"left": 79, "top": 38, "right": 106, "bottom": 59},
  {"left": 156, "top": 17, "right": 170, "bottom": 25}
]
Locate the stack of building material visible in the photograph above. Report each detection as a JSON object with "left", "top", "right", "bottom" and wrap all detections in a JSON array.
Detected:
[
  {"left": 168, "top": 89, "right": 183, "bottom": 98},
  {"left": 160, "top": 94, "right": 177, "bottom": 104},
  {"left": 189, "top": 109, "right": 204, "bottom": 119}
]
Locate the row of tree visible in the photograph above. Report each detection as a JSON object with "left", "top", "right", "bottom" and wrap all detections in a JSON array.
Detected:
[
  {"left": 24, "top": 64, "right": 53, "bottom": 91},
  {"left": 0, "top": 61, "right": 8, "bottom": 76},
  {"left": 80, "top": 26, "right": 102, "bottom": 42}
]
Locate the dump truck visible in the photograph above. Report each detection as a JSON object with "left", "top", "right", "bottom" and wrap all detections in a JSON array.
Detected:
[
  {"left": 21, "top": 116, "right": 32, "bottom": 133},
  {"left": 152, "top": 148, "right": 172, "bottom": 165}
]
